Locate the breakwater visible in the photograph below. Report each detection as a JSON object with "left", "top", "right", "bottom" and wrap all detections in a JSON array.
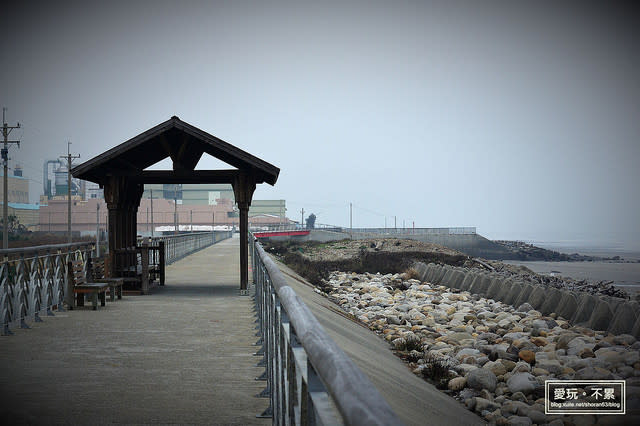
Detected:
[{"left": 413, "top": 263, "right": 640, "bottom": 337}]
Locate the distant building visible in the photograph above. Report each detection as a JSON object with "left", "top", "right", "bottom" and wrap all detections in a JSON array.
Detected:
[
  {"left": 0, "top": 170, "right": 39, "bottom": 230},
  {"left": 141, "top": 184, "right": 287, "bottom": 221}
]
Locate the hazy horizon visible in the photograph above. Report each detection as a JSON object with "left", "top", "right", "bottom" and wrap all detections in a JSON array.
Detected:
[{"left": 2, "top": 1, "right": 639, "bottom": 250}]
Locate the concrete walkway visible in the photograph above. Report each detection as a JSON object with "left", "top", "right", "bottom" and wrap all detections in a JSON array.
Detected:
[{"left": 0, "top": 235, "right": 269, "bottom": 425}]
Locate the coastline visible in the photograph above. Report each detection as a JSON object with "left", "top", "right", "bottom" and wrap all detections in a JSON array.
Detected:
[{"left": 505, "top": 260, "right": 640, "bottom": 297}]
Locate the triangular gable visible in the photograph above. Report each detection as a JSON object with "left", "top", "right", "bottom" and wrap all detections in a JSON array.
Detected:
[{"left": 71, "top": 116, "right": 279, "bottom": 185}]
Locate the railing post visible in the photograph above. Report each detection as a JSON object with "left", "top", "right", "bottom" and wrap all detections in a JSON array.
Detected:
[
  {"left": 158, "top": 241, "right": 165, "bottom": 286},
  {"left": 140, "top": 241, "right": 149, "bottom": 295}
]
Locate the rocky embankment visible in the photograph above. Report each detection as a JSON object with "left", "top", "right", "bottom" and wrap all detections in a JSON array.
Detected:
[
  {"left": 265, "top": 238, "right": 630, "bottom": 300},
  {"left": 492, "top": 241, "right": 625, "bottom": 262},
  {"left": 322, "top": 271, "right": 640, "bottom": 425}
]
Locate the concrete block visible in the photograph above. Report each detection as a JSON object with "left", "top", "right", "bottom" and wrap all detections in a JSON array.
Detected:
[
  {"left": 513, "top": 283, "right": 534, "bottom": 309},
  {"left": 539, "top": 287, "right": 563, "bottom": 315},
  {"left": 504, "top": 281, "right": 524, "bottom": 306},
  {"left": 460, "top": 272, "right": 476, "bottom": 291},
  {"left": 450, "top": 270, "right": 466, "bottom": 289},
  {"left": 608, "top": 301, "right": 640, "bottom": 335},
  {"left": 427, "top": 264, "right": 438, "bottom": 282},
  {"left": 434, "top": 266, "right": 447, "bottom": 284},
  {"left": 486, "top": 278, "right": 503, "bottom": 299},
  {"left": 632, "top": 315, "right": 640, "bottom": 338},
  {"left": 556, "top": 291, "right": 579, "bottom": 322},
  {"left": 441, "top": 269, "right": 456, "bottom": 287},
  {"left": 588, "top": 299, "right": 615, "bottom": 332},
  {"left": 467, "top": 274, "right": 484, "bottom": 294},
  {"left": 572, "top": 293, "right": 599, "bottom": 325},
  {"left": 427, "top": 265, "right": 440, "bottom": 283},
  {"left": 478, "top": 275, "right": 492, "bottom": 295},
  {"left": 527, "top": 285, "right": 547, "bottom": 310},
  {"left": 414, "top": 262, "right": 429, "bottom": 282},
  {"left": 495, "top": 278, "right": 515, "bottom": 302}
]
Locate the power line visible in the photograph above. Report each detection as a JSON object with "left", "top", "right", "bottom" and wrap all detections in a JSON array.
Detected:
[
  {"left": 60, "top": 141, "right": 80, "bottom": 243},
  {"left": 2, "top": 107, "right": 21, "bottom": 249}
]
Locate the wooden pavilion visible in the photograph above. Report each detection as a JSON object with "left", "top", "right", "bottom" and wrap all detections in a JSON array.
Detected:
[{"left": 71, "top": 116, "right": 279, "bottom": 293}]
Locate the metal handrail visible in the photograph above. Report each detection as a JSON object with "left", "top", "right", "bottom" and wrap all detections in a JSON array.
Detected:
[
  {"left": 1, "top": 242, "right": 95, "bottom": 335},
  {"left": 140, "top": 231, "right": 233, "bottom": 265},
  {"left": 252, "top": 238, "right": 402, "bottom": 425}
]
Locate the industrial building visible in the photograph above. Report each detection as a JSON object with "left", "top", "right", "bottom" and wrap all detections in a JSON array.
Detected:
[
  {"left": 37, "top": 160, "right": 290, "bottom": 235},
  {"left": 0, "top": 167, "right": 40, "bottom": 231},
  {"left": 141, "top": 183, "right": 286, "bottom": 220}
]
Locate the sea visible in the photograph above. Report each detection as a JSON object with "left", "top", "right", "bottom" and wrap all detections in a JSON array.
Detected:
[{"left": 503, "top": 241, "right": 640, "bottom": 297}]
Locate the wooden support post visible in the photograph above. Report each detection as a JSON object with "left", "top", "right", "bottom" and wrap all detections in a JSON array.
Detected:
[
  {"left": 239, "top": 203, "right": 249, "bottom": 294},
  {"left": 232, "top": 172, "right": 256, "bottom": 296}
]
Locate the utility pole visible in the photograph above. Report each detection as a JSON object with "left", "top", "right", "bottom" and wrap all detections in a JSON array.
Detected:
[
  {"left": 394, "top": 216, "right": 397, "bottom": 233},
  {"left": 301, "top": 208, "right": 304, "bottom": 229},
  {"left": 2, "top": 108, "right": 20, "bottom": 249},
  {"left": 60, "top": 142, "right": 80, "bottom": 243},
  {"left": 150, "top": 189, "right": 154, "bottom": 237},
  {"left": 190, "top": 210, "right": 193, "bottom": 232},
  {"left": 212, "top": 211, "right": 215, "bottom": 231},
  {"left": 349, "top": 203, "right": 352, "bottom": 231}
]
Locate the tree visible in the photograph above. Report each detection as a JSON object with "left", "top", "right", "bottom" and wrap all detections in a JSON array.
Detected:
[{"left": 306, "top": 213, "right": 316, "bottom": 229}]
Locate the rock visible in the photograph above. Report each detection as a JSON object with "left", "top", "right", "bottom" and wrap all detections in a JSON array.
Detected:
[
  {"left": 386, "top": 315, "right": 402, "bottom": 325},
  {"left": 456, "top": 348, "right": 480, "bottom": 360},
  {"left": 467, "top": 368, "right": 497, "bottom": 392},
  {"left": 501, "top": 400, "right": 530, "bottom": 415},
  {"left": 531, "top": 319, "right": 548, "bottom": 329},
  {"left": 507, "top": 373, "right": 537, "bottom": 394},
  {"left": 516, "top": 303, "right": 534, "bottom": 312},
  {"left": 446, "top": 332, "right": 474, "bottom": 344},
  {"left": 531, "top": 367, "right": 549, "bottom": 376},
  {"left": 483, "top": 360, "right": 507, "bottom": 376},
  {"left": 556, "top": 333, "right": 580, "bottom": 350},
  {"left": 536, "top": 359, "right": 563, "bottom": 375},
  {"left": 448, "top": 376, "right": 467, "bottom": 391},
  {"left": 578, "top": 347, "right": 595, "bottom": 358},
  {"left": 518, "top": 350, "right": 535, "bottom": 364},
  {"left": 530, "top": 336, "right": 547, "bottom": 347},
  {"left": 497, "top": 318, "right": 513, "bottom": 329},
  {"left": 526, "top": 408, "right": 546, "bottom": 424},
  {"left": 575, "top": 366, "right": 614, "bottom": 380},
  {"left": 511, "top": 391, "right": 527, "bottom": 401},
  {"left": 613, "top": 333, "right": 637, "bottom": 346},
  {"left": 473, "top": 396, "right": 500, "bottom": 413},
  {"left": 506, "top": 415, "right": 532, "bottom": 426},
  {"left": 512, "top": 361, "right": 531, "bottom": 373},
  {"left": 499, "top": 359, "right": 517, "bottom": 372}
]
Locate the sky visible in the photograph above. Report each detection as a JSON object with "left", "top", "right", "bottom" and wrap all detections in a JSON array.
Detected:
[{"left": 1, "top": 1, "right": 639, "bottom": 249}]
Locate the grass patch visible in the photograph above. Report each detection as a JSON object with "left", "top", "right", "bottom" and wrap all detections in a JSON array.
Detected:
[{"left": 421, "top": 353, "right": 455, "bottom": 389}]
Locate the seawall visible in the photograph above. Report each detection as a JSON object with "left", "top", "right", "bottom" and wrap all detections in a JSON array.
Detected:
[
  {"left": 296, "top": 230, "right": 515, "bottom": 259},
  {"left": 413, "top": 262, "right": 640, "bottom": 338}
]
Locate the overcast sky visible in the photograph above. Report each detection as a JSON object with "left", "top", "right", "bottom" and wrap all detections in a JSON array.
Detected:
[{"left": 2, "top": 1, "right": 639, "bottom": 248}]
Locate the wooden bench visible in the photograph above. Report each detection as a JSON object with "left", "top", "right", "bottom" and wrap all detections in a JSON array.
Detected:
[
  {"left": 89, "top": 258, "right": 124, "bottom": 302},
  {"left": 68, "top": 260, "right": 109, "bottom": 310}
]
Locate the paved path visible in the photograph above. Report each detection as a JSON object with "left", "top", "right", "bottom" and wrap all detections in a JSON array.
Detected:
[{"left": 0, "top": 235, "right": 269, "bottom": 425}]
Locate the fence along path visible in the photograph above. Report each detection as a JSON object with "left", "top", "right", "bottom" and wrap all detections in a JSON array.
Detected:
[{"left": 0, "top": 235, "right": 269, "bottom": 425}]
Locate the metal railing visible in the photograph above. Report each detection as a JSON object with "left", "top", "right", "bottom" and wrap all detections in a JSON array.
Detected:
[
  {"left": 142, "top": 230, "right": 233, "bottom": 265},
  {"left": 0, "top": 242, "right": 95, "bottom": 335},
  {"left": 251, "top": 238, "right": 402, "bottom": 425},
  {"left": 348, "top": 226, "right": 476, "bottom": 235}
]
